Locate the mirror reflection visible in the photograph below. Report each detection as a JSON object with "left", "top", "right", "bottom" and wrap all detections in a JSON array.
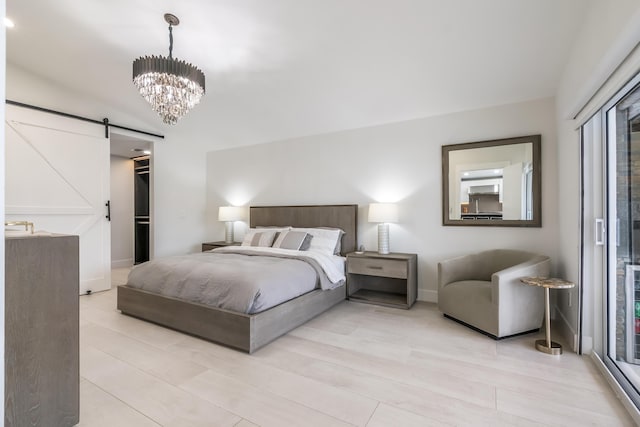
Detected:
[{"left": 442, "top": 135, "right": 541, "bottom": 227}]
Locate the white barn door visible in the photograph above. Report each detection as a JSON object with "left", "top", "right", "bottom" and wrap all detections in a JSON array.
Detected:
[{"left": 5, "top": 104, "right": 111, "bottom": 294}]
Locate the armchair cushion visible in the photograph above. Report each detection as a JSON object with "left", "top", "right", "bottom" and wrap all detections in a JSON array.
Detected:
[{"left": 438, "top": 249, "right": 550, "bottom": 338}]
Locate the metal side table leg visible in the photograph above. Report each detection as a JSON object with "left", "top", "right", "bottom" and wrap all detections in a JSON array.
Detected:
[{"left": 535, "top": 287, "right": 562, "bottom": 355}]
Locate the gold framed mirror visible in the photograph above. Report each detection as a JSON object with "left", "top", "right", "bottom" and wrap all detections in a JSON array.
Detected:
[{"left": 442, "top": 135, "right": 541, "bottom": 227}]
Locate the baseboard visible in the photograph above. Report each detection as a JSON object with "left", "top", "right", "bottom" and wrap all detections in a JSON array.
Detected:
[
  {"left": 554, "top": 306, "right": 580, "bottom": 353},
  {"left": 111, "top": 258, "right": 133, "bottom": 269},
  {"left": 580, "top": 334, "right": 594, "bottom": 355},
  {"left": 418, "top": 289, "right": 438, "bottom": 303},
  {"left": 590, "top": 351, "right": 640, "bottom": 425}
]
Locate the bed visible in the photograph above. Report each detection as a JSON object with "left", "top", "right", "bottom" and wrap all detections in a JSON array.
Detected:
[{"left": 117, "top": 204, "right": 358, "bottom": 353}]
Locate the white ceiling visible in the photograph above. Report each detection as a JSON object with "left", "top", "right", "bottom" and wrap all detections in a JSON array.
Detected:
[
  {"left": 110, "top": 132, "right": 152, "bottom": 159},
  {"left": 7, "top": 0, "right": 588, "bottom": 149}
]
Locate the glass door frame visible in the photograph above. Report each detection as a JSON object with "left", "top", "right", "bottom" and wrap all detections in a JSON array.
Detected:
[{"left": 600, "top": 72, "right": 640, "bottom": 409}]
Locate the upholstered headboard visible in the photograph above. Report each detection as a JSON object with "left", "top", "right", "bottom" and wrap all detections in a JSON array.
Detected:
[{"left": 249, "top": 205, "right": 358, "bottom": 256}]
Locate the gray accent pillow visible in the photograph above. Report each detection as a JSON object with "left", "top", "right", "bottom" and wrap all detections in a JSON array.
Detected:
[
  {"left": 273, "top": 230, "right": 313, "bottom": 250},
  {"left": 299, "top": 233, "right": 313, "bottom": 251},
  {"left": 247, "top": 231, "right": 278, "bottom": 247}
]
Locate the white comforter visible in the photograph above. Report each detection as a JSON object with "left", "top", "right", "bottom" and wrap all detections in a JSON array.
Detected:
[{"left": 213, "top": 246, "right": 346, "bottom": 288}]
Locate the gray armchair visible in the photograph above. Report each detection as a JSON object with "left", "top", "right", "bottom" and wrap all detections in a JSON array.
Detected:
[{"left": 437, "top": 249, "right": 550, "bottom": 339}]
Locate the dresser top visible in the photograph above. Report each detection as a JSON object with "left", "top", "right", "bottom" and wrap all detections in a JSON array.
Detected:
[{"left": 5, "top": 232, "right": 76, "bottom": 240}]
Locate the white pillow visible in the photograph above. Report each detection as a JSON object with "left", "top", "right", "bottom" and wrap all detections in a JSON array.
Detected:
[
  {"left": 241, "top": 229, "right": 278, "bottom": 247},
  {"left": 290, "top": 227, "right": 343, "bottom": 256}
]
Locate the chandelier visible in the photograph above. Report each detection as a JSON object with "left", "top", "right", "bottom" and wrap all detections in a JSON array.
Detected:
[{"left": 133, "top": 13, "right": 205, "bottom": 125}]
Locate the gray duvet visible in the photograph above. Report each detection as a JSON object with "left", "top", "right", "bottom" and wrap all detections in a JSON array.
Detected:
[{"left": 126, "top": 250, "right": 337, "bottom": 314}]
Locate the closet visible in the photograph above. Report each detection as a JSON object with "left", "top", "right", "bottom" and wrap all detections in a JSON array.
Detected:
[
  {"left": 134, "top": 155, "right": 150, "bottom": 263},
  {"left": 110, "top": 131, "right": 153, "bottom": 268}
]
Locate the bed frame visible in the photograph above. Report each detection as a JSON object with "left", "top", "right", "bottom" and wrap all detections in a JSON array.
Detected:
[{"left": 117, "top": 204, "right": 358, "bottom": 353}]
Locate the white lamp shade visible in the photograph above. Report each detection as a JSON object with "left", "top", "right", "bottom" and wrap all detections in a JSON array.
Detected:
[
  {"left": 218, "top": 206, "right": 244, "bottom": 222},
  {"left": 368, "top": 203, "right": 398, "bottom": 223}
]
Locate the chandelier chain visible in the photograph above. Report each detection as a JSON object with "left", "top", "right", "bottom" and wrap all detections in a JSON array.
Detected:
[{"left": 168, "top": 24, "right": 173, "bottom": 60}]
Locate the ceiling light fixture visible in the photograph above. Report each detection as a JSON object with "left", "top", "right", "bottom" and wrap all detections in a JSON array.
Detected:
[{"left": 133, "top": 13, "right": 205, "bottom": 125}]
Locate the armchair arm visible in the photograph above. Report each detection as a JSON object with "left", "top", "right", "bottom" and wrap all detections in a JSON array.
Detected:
[
  {"left": 492, "top": 255, "right": 551, "bottom": 289},
  {"left": 491, "top": 256, "right": 551, "bottom": 335}
]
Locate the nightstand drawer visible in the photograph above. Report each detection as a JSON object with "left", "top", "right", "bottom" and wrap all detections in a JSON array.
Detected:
[{"left": 347, "top": 257, "right": 407, "bottom": 279}]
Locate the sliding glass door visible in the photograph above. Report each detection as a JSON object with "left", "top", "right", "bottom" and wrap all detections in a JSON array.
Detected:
[{"left": 599, "top": 76, "right": 640, "bottom": 408}]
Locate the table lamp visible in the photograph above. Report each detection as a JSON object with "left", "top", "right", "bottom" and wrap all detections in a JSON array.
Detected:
[
  {"left": 368, "top": 203, "right": 398, "bottom": 254},
  {"left": 218, "top": 206, "right": 244, "bottom": 243}
]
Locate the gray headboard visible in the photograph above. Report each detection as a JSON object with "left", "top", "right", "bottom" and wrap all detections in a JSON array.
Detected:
[{"left": 249, "top": 205, "right": 358, "bottom": 256}]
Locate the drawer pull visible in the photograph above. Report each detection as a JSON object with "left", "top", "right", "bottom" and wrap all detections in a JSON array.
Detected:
[{"left": 368, "top": 265, "right": 384, "bottom": 270}]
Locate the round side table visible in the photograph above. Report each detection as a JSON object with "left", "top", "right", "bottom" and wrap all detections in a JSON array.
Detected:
[{"left": 520, "top": 277, "right": 575, "bottom": 355}]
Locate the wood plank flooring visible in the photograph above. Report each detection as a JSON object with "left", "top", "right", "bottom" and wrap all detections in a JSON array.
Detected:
[{"left": 77, "top": 270, "right": 635, "bottom": 426}]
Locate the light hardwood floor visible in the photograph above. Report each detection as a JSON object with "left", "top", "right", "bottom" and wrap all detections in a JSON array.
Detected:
[{"left": 77, "top": 270, "right": 635, "bottom": 426}]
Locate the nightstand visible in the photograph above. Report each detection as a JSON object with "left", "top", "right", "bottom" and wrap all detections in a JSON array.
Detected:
[
  {"left": 201, "top": 241, "right": 241, "bottom": 251},
  {"left": 346, "top": 252, "right": 417, "bottom": 309}
]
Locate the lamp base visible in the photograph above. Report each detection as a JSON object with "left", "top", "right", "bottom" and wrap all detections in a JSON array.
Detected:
[
  {"left": 224, "top": 221, "right": 234, "bottom": 244},
  {"left": 377, "top": 223, "right": 390, "bottom": 254}
]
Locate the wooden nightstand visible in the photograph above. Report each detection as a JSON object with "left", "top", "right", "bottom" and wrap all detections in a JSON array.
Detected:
[
  {"left": 202, "top": 241, "right": 241, "bottom": 251},
  {"left": 346, "top": 252, "right": 417, "bottom": 309}
]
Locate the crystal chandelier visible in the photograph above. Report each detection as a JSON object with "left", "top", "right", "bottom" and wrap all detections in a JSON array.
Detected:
[{"left": 133, "top": 13, "right": 205, "bottom": 125}]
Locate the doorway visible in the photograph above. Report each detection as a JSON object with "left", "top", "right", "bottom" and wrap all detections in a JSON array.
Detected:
[{"left": 110, "top": 132, "right": 153, "bottom": 269}]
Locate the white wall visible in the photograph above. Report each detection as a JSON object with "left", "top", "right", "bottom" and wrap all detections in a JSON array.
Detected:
[
  {"left": 557, "top": 0, "right": 640, "bottom": 121},
  {"left": 109, "top": 156, "right": 134, "bottom": 267},
  {"left": 555, "top": 0, "right": 640, "bottom": 351},
  {"left": 6, "top": 63, "right": 208, "bottom": 258},
  {"left": 206, "top": 97, "right": 559, "bottom": 301},
  {"left": 151, "top": 138, "right": 208, "bottom": 256}
]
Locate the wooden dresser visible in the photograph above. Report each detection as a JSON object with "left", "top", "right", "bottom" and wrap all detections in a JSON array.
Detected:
[{"left": 5, "top": 234, "right": 79, "bottom": 427}]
